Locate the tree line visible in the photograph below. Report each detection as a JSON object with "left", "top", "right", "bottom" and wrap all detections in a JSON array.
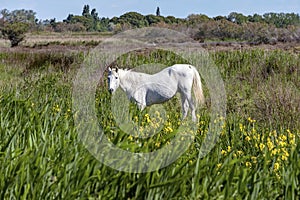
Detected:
[{"left": 1, "top": 5, "right": 300, "bottom": 47}]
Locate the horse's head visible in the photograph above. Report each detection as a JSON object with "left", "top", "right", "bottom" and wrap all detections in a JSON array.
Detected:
[{"left": 107, "top": 67, "right": 120, "bottom": 94}]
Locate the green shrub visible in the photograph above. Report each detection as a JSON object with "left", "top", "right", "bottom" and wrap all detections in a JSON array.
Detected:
[{"left": 1, "top": 22, "right": 29, "bottom": 47}]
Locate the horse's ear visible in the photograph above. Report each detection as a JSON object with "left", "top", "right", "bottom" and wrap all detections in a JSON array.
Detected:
[{"left": 115, "top": 67, "right": 119, "bottom": 73}]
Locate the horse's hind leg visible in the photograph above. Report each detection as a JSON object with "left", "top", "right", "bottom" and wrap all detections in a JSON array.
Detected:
[
  {"left": 180, "top": 94, "right": 189, "bottom": 120},
  {"left": 183, "top": 92, "right": 197, "bottom": 122},
  {"left": 189, "top": 100, "right": 196, "bottom": 122}
]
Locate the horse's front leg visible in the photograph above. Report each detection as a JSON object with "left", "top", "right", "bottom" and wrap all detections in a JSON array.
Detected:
[
  {"left": 135, "top": 98, "right": 146, "bottom": 111},
  {"left": 133, "top": 91, "right": 146, "bottom": 111},
  {"left": 137, "top": 103, "right": 146, "bottom": 111}
]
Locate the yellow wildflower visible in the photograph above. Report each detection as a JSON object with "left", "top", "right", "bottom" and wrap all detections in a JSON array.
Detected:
[
  {"left": 144, "top": 114, "right": 151, "bottom": 123},
  {"left": 287, "top": 130, "right": 296, "bottom": 145},
  {"left": 164, "top": 126, "right": 173, "bottom": 133},
  {"left": 217, "top": 163, "right": 222, "bottom": 168},
  {"left": 281, "top": 155, "right": 288, "bottom": 161},
  {"left": 237, "top": 150, "right": 243, "bottom": 156},
  {"left": 227, "top": 146, "right": 232, "bottom": 152},
  {"left": 128, "top": 135, "right": 133, "bottom": 141},
  {"left": 280, "top": 135, "right": 287, "bottom": 141},
  {"left": 155, "top": 142, "right": 161, "bottom": 148},
  {"left": 271, "top": 149, "right": 278, "bottom": 156},
  {"left": 278, "top": 141, "right": 286, "bottom": 147},
  {"left": 245, "top": 162, "right": 252, "bottom": 168},
  {"left": 276, "top": 173, "right": 281, "bottom": 180},
  {"left": 53, "top": 104, "right": 61, "bottom": 112},
  {"left": 282, "top": 149, "right": 289, "bottom": 157},
  {"left": 245, "top": 136, "right": 251, "bottom": 142},
  {"left": 251, "top": 156, "right": 257, "bottom": 164},
  {"left": 247, "top": 117, "right": 256, "bottom": 123},
  {"left": 239, "top": 123, "right": 244, "bottom": 132},
  {"left": 271, "top": 130, "right": 277, "bottom": 137},
  {"left": 274, "top": 162, "right": 280, "bottom": 171},
  {"left": 267, "top": 138, "right": 274, "bottom": 150},
  {"left": 221, "top": 149, "right": 227, "bottom": 156},
  {"left": 259, "top": 143, "right": 265, "bottom": 151},
  {"left": 290, "top": 138, "right": 295, "bottom": 145}
]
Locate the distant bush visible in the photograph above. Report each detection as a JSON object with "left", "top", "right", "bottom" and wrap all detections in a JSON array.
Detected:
[
  {"left": 1, "top": 22, "right": 29, "bottom": 47},
  {"left": 54, "top": 22, "right": 86, "bottom": 32}
]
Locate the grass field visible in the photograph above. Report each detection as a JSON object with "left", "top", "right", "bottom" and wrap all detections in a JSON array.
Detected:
[{"left": 0, "top": 35, "right": 299, "bottom": 199}]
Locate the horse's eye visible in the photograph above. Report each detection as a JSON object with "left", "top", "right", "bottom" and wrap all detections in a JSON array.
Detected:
[{"left": 116, "top": 77, "right": 118, "bottom": 79}]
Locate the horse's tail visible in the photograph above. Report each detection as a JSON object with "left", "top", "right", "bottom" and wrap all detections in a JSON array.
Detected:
[{"left": 192, "top": 66, "right": 205, "bottom": 107}]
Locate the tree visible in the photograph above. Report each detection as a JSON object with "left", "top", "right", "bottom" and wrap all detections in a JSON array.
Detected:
[
  {"left": 82, "top": 5, "right": 90, "bottom": 17},
  {"left": 91, "top": 9, "right": 99, "bottom": 21},
  {"left": 165, "top": 16, "right": 177, "bottom": 24},
  {"left": 99, "top": 17, "right": 111, "bottom": 31},
  {"left": 213, "top": 15, "right": 227, "bottom": 21},
  {"left": 156, "top": 7, "right": 160, "bottom": 17},
  {"left": 248, "top": 14, "right": 264, "bottom": 23},
  {"left": 227, "top": 12, "right": 247, "bottom": 24},
  {"left": 0, "top": 9, "right": 9, "bottom": 23},
  {"left": 145, "top": 14, "right": 162, "bottom": 25},
  {"left": 0, "top": 9, "right": 35, "bottom": 47},
  {"left": 91, "top": 8, "right": 100, "bottom": 31},
  {"left": 187, "top": 14, "right": 210, "bottom": 25},
  {"left": 64, "top": 14, "right": 74, "bottom": 23},
  {"left": 119, "top": 12, "right": 149, "bottom": 28},
  {"left": 263, "top": 12, "right": 300, "bottom": 28},
  {"left": 1, "top": 9, "right": 37, "bottom": 25},
  {"left": 1, "top": 22, "right": 29, "bottom": 47},
  {"left": 50, "top": 18, "right": 57, "bottom": 30},
  {"left": 64, "top": 5, "right": 101, "bottom": 31},
  {"left": 66, "top": 15, "right": 93, "bottom": 31}
]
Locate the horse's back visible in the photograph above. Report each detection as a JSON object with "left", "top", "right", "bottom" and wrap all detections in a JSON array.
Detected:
[
  {"left": 169, "top": 64, "right": 194, "bottom": 75},
  {"left": 166, "top": 64, "right": 195, "bottom": 80},
  {"left": 170, "top": 64, "right": 192, "bottom": 70}
]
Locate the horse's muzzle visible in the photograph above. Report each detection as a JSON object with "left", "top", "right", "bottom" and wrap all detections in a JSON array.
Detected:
[{"left": 109, "top": 88, "right": 114, "bottom": 94}]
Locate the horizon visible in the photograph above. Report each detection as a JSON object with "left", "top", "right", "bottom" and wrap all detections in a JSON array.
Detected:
[{"left": 1, "top": 0, "right": 300, "bottom": 21}]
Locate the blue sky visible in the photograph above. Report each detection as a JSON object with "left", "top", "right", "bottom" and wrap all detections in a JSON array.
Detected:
[{"left": 1, "top": 0, "right": 300, "bottom": 21}]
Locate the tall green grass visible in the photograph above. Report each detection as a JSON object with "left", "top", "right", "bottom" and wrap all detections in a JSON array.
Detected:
[{"left": 0, "top": 48, "right": 299, "bottom": 199}]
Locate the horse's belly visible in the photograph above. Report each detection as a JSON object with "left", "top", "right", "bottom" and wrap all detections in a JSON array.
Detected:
[{"left": 145, "top": 87, "right": 176, "bottom": 106}]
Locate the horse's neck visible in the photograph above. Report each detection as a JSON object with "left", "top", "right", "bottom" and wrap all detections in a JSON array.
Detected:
[{"left": 119, "top": 70, "right": 147, "bottom": 94}]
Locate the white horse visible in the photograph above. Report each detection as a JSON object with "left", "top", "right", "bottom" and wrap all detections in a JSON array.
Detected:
[{"left": 107, "top": 64, "right": 204, "bottom": 121}]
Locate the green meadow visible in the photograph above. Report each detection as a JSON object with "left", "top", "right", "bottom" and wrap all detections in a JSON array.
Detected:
[{"left": 0, "top": 44, "right": 299, "bottom": 199}]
